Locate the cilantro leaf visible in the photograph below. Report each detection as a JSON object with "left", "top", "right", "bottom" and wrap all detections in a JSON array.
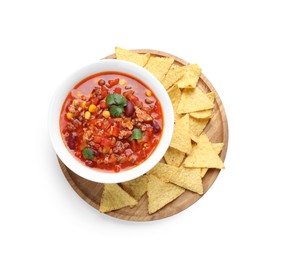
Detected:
[
  {"left": 106, "top": 94, "right": 115, "bottom": 105},
  {"left": 82, "top": 148, "right": 94, "bottom": 160},
  {"left": 130, "top": 128, "right": 143, "bottom": 140},
  {"left": 106, "top": 94, "right": 127, "bottom": 107},
  {"left": 113, "top": 94, "right": 127, "bottom": 107},
  {"left": 110, "top": 105, "right": 124, "bottom": 117}
]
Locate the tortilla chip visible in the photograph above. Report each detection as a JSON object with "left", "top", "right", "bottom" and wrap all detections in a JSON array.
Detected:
[
  {"left": 147, "top": 175, "right": 185, "bottom": 214},
  {"left": 175, "top": 64, "right": 201, "bottom": 89},
  {"left": 189, "top": 116, "right": 210, "bottom": 140},
  {"left": 206, "top": 92, "right": 216, "bottom": 103},
  {"left": 120, "top": 175, "right": 148, "bottom": 201},
  {"left": 170, "top": 167, "right": 203, "bottom": 195},
  {"left": 115, "top": 47, "right": 150, "bottom": 67},
  {"left": 99, "top": 184, "right": 137, "bottom": 213},
  {"left": 144, "top": 56, "right": 174, "bottom": 81},
  {"left": 167, "top": 84, "right": 182, "bottom": 121},
  {"left": 177, "top": 88, "right": 214, "bottom": 114},
  {"left": 170, "top": 114, "right": 192, "bottom": 154},
  {"left": 190, "top": 109, "right": 213, "bottom": 119},
  {"left": 200, "top": 143, "right": 224, "bottom": 177},
  {"left": 164, "top": 147, "right": 185, "bottom": 167},
  {"left": 147, "top": 162, "right": 178, "bottom": 182},
  {"left": 213, "top": 143, "right": 225, "bottom": 154},
  {"left": 162, "top": 64, "right": 186, "bottom": 90},
  {"left": 183, "top": 134, "right": 224, "bottom": 169},
  {"left": 200, "top": 168, "right": 208, "bottom": 178}
]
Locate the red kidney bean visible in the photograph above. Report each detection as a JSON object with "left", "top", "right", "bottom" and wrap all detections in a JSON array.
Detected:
[
  {"left": 67, "top": 134, "right": 77, "bottom": 149},
  {"left": 152, "top": 120, "right": 161, "bottom": 133},
  {"left": 85, "top": 160, "right": 95, "bottom": 168},
  {"left": 124, "top": 100, "right": 134, "bottom": 117},
  {"left": 90, "top": 147, "right": 100, "bottom": 156},
  {"left": 98, "top": 79, "right": 105, "bottom": 86}
]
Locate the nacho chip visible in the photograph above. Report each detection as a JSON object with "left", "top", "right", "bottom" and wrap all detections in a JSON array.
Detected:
[
  {"left": 200, "top": 168, "right": 208, "bottom": 178},
  {"left": 170, "top": 114, "right": 192, "bottom": 154},
  {"left": 189, "top": 116, "right": 210, "bottom": 140},
  {"left": 200, "top": 143, "right": 224, "bottom": 177},
  {"left": 162, "top": 64, "right": 185, "bottom": 90},
  {"left": 115, "top": 47, "right": 150, "bottom": 67},
  {"left": 170, "top": 167, "right": 203, "bottom": 195},
  {"left": 120, "top": 175, "right": 148, "bottom": 201},
  {"left": 183, "top": 134, "right": 224, "bottom": 169},
  {"left": 164, "top": 147, "right": 185, "bottom": 167},
  {"left": 99, "top": 184, "right": 137, "bottom": 213},
  {"left": 177, "top": 88, "right": 214, "bottom": 114},
  {"left": 147, "top": 175, "right": 185, "bottom": 214},
  {"left": 190, "top": 109, "right": 213, "bottom": 119},
  {"left": 147, "top": 162, "right": 178, "bottom": 182},
  {"left": 206, "top": 92, "right": 216, "bottom": 103},
  {"left": 213, "top": 143, "right": 225, "bottom": 154},
  {"left": 144, "top": 56, "right": 174, "bottom": 81},
  {"left": 167, "top": 84, "right": 182, "bottom": 121},
  {"left": 175, "top": 64, "right": 201, "bottom": 89}
]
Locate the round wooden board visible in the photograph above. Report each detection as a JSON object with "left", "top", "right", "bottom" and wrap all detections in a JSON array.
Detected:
[{"left": 58, "top": 49, "right": 229, "bottom": 221}]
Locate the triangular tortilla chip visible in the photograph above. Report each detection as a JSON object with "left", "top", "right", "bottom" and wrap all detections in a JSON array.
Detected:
[
  {"left": 189, "top": 116, "right": 210, "bottom": 141},
  {"left": 200, "top": 168, "right": 209, "bottom": 178},
  {"left": 206, "top": 92, "right": 216, "bottom": 103},
  {"left": 144, "top": 56, "right": 174, "bottom": 81},
  {"left": 147, "top": 175, "right": 185, "bottom": 214},
  {"left": 164, "top": 147, "right": 185, "bottom": 167},
  {"left": 167, "top": 84, "right": 182, "bottom": 121},
  {"left": 170, "top": 114, "right": 192, "bottom": 154},
  {"left": 147, "top": 162, "right": 178, "bottom": 182},
  {"left": 183, "top": 134, "right": 224, "bottom": 169},
  {"left": 200, "top": 142, "right": 224, "bottom": 177},
  {"left": 177, "top": 88, "right": 214, "bottom": 114},
  {"left": 115, "top": 47, "right": 150, "bottom": 67},
  {"left": 190, "top": 109, "right": 213, "bottom": 119},
  {"left": 99, "top": 184, "right": 137, "bottom": 213},
  {"left": 175, "top": 64, "right": 201, "bottom": 88},
  {"left": 120, "top": 175, "right": 148, "bottom": 201},
  {"left": 162, "top": 64, "right": 186, "bottom": 90},
  {"left": 170, "top": 167, "right": 203, "bottom": 195},
  {"left": 213, "top": 143, "right": 224, "bottom": 154}
]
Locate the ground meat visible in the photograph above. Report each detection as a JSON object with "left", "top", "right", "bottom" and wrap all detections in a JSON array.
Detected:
[
  {"left": 67, "top": 123, "right": 76, "bottom": 131},
  {"left": 68, "top": 104, "right": 78, "bottom": 114},
  {"left": 118, "top": 130, "right": 132, "bottom": 139},
  {"left": 83, "top": 130, "right": 93, "bottom": 142},
  {"left": 135, "top": 107, "right": 152, "bottom": 122}
]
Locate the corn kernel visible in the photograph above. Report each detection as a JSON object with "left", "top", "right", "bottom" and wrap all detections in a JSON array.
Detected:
[
  {"left": 146, "top": 116, "right": 153, "bottom": 121},
  {"left": 66, "top": 112, "right": 73, "bottom": 119},
  {"left": 88, "top": 104, "right": 97, "bottom": 112},
  {"left": 102, "top": 110, "right": 110, "bottom": 118},
  {"left": 76, "top": 91, "right": 82, "bottom": 97},
  {"left": 119, "top": 79, "right": 127, "bottom": 86},
  {"left": 145, "top": 90, "right": 152, "bottom": 97},
  {"left": 72, "top": 99, "right": 79, "bottom": 105},
  {"left": 84, "top": 111, "right": 91, "bottom": 119},
  {"left": 81, "top": 101, "right": 86, "bottom": 108}
]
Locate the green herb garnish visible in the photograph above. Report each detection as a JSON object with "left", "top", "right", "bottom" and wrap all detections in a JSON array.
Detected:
[
  {"left": 130, "top": 128, "right": 143, "bottom": 140},
  {"left": 110, "top": 105, "right": 124, "bottom": 117},
  {"left": 82, "top": 148, "right": 94, "bottom": 160},
  {"left": 106, "top": 94, "right": 127, "bottom": 107}
]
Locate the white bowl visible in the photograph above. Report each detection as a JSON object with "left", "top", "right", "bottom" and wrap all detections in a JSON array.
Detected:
[{"left": 48, "top": 59, "right": 174, "bottom": 183}]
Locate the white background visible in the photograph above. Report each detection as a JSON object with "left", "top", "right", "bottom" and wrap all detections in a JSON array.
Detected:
[{"left": 1, "top": 0, "right": 282, "bottom": 259}]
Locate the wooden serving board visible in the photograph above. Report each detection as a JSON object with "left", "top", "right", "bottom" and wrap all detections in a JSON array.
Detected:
[{"left": 57, "top": 49, "right": 229, "bottom": 221}]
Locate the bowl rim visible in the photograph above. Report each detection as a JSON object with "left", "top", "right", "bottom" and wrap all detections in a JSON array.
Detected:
[{"left": 48, "top": 59, "right": 174, "bottom": 183}]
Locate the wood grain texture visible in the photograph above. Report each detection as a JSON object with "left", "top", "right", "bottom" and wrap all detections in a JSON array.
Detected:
[{"left": 57, "top": 49, "right": 229, "bottom": 221}]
